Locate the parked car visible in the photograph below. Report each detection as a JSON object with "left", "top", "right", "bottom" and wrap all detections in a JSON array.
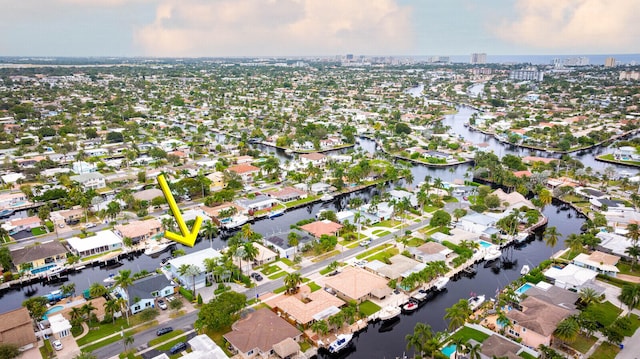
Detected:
[
  {"left": 359, "top": 240, "right": 371, "bottom": 247},
  {"left": 84, "top": 222, "right": 96, "bottom": 229},
  {"left": 157, "top": 299, "right": 168, "bottom": 310},
  {"left": 52, "top": 340, "right": 63, "bottom": 351},
  {"left": 251, "top": 272, "right": 263, "bottom": 281},
  {"left": 169, "top": 342, "right": 187, "bottom": 354},
  {"left": 156, "top": 327, "right": 173, "bottom": 336}
]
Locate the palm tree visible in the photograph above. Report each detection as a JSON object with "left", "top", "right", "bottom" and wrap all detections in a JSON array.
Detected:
[
  {"left": 241, "top": 242, "right": 259, "bottom": 272},
  {"left": 89, "top": 282, "right": 108, "bottom": 298},
  {"left": 564, "top": 233, "right": 583, "bottom": 254},
  {"left": 328, "top": 312, "right": 344, "bottom": 332},
  {"left": 287, "top": 232, "right": 299, "bottom": 258},
  {"left": 444, "top": 299, "right": 472, "bottom": 330},
  {"left": 466, "top": 342, "right": 482, "bottom": 359},
  {"left": 104, "top": 299, "right": 120, "bottom": 324},
  {"left": 61, "top": 283, "right": 76, "bottom": 298},
  {"left": 578, "top": 287, "right": 602, "bottom": 308},
  {"left": 538, "top": 188, "right": 552, "bottom": 210},
  {"left": 553, "top": 316, "right": 579, "bottom": 345},
  {"left": 284, "top": 272, "right": 302, "bottom": 294},
  {"left": 202, "top": 220, "right": 218, "bottom": 248},
  {"left": 114, "top": 269, "right": 134, "bottom": 325},
  {"left": 618, "top": 283, "right": 640, "bottom": 315},
  {"left": 122, "top": 333, "right": 134, "bottom": 352},
  {"left": 543, "top": 226, "right": 562, "bottom": 260},
  {"left": 69, "top": 307, "right": 83, "bottom": 323},
  {"left": 178, "top": 264, "right": 202, "bottom": 300},
  {"left": 310, "top": 320, "right": 329, "bottom": 336},
  {"left": 405, "top": 322, "right": 434, "bottom": 359},
  {"left": 72, "top": 352, "right": 97, "bottom": 359},
  {"left": 451, "top": 337, "right": 467, "bottom": 359},
  {"left": 625, "top": 244, "right": 640, "bottom": 269},
  {"left": 81, "top": 302, "right": 97, "bottom": 322},
  {"left": 203, "top": 257, "right": 219, "bottom": 284},
  {"left": 627, "top": 223, "right": 640, "bottom": 244}
]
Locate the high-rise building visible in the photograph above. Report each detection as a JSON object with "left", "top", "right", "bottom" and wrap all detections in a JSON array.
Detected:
[
  {"left": 605, "top": 57, "right": 616, "bottom": 67},
  {"left": 470, "top": 53, "right": 487, "bottom": 64},
  {"left": 510, "top": 68, "right": 544, "bottom": 82},
  {"left": 564, "top": 56, "right": 589, "bottom": 66},
  {"left": 619, "top": 71, "right": 640, "bottom": 81}
]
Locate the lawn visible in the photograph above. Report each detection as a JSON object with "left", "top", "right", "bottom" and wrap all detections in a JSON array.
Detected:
[
  {"left": 404, "top": 237, "right": 425, "bottom": 247},
  {"left": 31, "top": 227, "right": 47, "bottom": 236},
  {"left": 590, "top": 342, "right": 620, "bottom": 359},
  {"left": 519, "top": 352, "right": 537, "bottom": 359},
  {"left": 82, "top": 333, "right": 126, "bottom": 353},
  {"left": 260, "top": 265, "right": 282, "bottom": 275},
  {"left": 267, "top": 271, "right": 288, "bottom": 280},
  {"left": 372, "top": 230, "right": 391, "bottom": 237},
  {"left": 374, "top": 220, "right": 400, "bottom": 228},
  {"left": 448, "top": 326, "right": 490, "bottom": 343},
  {"left": 307, "top": 282, "right": 321, "bottom": 292},
  {"left": 154, "top": 335, "right": 190, "bottom": 351},
  {"left": 618, "top": 313, "right": 640, "bottom": 336},
  {"left": 356, "top": 244, "right": 393, "bottom": 259},
  {"left": 285, "top": 195, "right": 320, "bottom": 208},
  {"left": 584, "top": 301, "right": 622, "bottom": 327},
  {"left": 148, "top": 330, "right": 185, "bottom": 346},
  {"left": 617, "top": 261, "right": 640, "bottom": 277},
  {"left": 365, "top": 248, "right": 400, "bottom": 262},
  {"left": 279, "top": 258, "right": 294, "bottom": 267},
  {"left": 568, "top": 333, "right": 597, "bottom": 354},
  {"left": 76, "top": 318, "right": 130, "bottom": 346},
  {"left": 359, "top": 300, "right": 381, "bottom": 316},
  {"left": 311, "top": 250, "right": 340, "bottom": 263}
]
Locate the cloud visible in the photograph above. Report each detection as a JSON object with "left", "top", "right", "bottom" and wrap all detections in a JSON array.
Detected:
[
  {"left": 133, "top": 0, "right": 415, "bottom": 57},
  {"left": 491, "top": 0, "right": 640, "bottom": 53}
]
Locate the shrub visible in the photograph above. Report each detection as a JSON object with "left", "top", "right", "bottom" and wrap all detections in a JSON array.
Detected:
[
  {"left": 197, "top": 294, "right": 203, "bottom": 305},
  {"left": 139, "top": 307, "right": 159, "bottom": 321},
  {"left": 179, "top": 287, "right": 194, "bottom": 302}
]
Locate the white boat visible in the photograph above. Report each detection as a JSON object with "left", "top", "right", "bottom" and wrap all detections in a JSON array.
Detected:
[
  {"left": 412, "top": 290, "right": 428, "bottom": 301},
  {"left": 328, "top": 333, "right": 353, "bottom": 353},
  {"left": 433, "top": 276, "right": 449, "bottom": 291},
  {"left": 484, "top": 247, "right": 502, "bottom": 261},
  {"left": 402, "top": 301, "right": 419, "bottom": 312},
  {"left": 268, "top": 209, "right": 285, "bottom": 219},
  {"left": 378, "top": 305, "right": 401, "bottom": 321},
  {"left": 520, "top": 265, "right": 530, "bottom": 276},
  {"left": 103, "top": 273, "right": 116, "bottom": 283},
  {"left": 514, "top": 232, "right": 530, "bottom": 243},
  {"left": 220, "top": 215, "right": 248, "bottom": 229},
  {"left": 320, "top": 194, "right": 334, "bottom": 202},
  {"left": 144, "top": 241, "right": 172, "bottom": 256},
  {"left": 468, "top": 294, "right": 486, "bottom": 311}
]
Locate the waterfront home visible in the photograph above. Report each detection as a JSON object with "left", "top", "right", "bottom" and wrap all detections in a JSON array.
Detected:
[
  {"left": 114, "top": 218, "right": 162, "bottom": 243},
  {"left": 268, "top": 187, "right": 307, "bottom": 203},
  {"left": 48, "top": 314, "right": 72, "bottom": 340},
  {"left": 66, "top": 230, "right": 123, "bottom": 257},
  {"left": 543, "top": 264, "right": 602, "bottom": 292},
  {"left": 480, "top": 334, "right": 528, "bottom": 359},
  {"left": 300, "top": 220, "right": 343, "bottom": 238},
  {"left": 374, "top": 254, "right": 425, "bottom": 281},
  {"left": 272, "top": 288, "right": 345, "bottom": 326},
  {"left": 236, "top": 195, "right": 278, "bottom": 212},
  {"left": 409, "top": 241, "right": 454, "bottom": 264},
  {"left": 206, "top": 171, "right": 225, "bottom": 191},
  {"left": 263, "top": 230, "right": 314, "bottom": 259},
  {"left": 227, "top": 163, "right": 260, "bottom": 182},
  {"left": 70, "top": 172, "right": 106, "bottom": 191},
  {"left": 323, "top": 267, "right": 390, "bottom": 303},
  {"left": 57, "top": 208, "right": 84, "bottom": 224},
  {"left": 167, "top": 248, "right": 223, "bottom": 290},
  {"left": 223, "top": 308, "right": 302, "bottom": 359},
  {"left": 505, "top": 296, "right": 577, "bottom": 348},
  {"left": 0, "top": 192, "right": 27, "bottom": 209},
  {"left": 298, "top": 152, "right": 327, "bottom": 167},
  {"left": 574, "top": 187, "right": 609, "bottom": 201},
  {"left": 614, "top": 146, "right": 640, "bottom": 161},
  {"left": 0, "top": 172, "right": 25, "bottom": 184},
  {"left": 0, "top": 308, "right": 37, "bottom": 351},
  {"left": 491, "top": 189, "right": 535, "bottom": 210},
  {"left": 72, "top": 161, "right": 97, "bottom": 174},
  {"left": 251, "top": 243, "right": 278, "bottom": 266},
  {"left": 572, "top": 251, "right": 620, "bottom": 277},
  {"left": 9, "top": 240, "right": 67, "bottom": 273},
  {"left": 596, "top": 231, "right": 634, "bottom": 258},
  {"left": 114, "top": 274, "right": 176, "bottom": 315},
  {"left": 457, "top": 213, "right": 496, "bottom": 234},
  {"left": 303, "top": 182, "right": 332, "bottom": 195},
  {"left": 359, "top": 202, "right": 394, "bottom": 222},
  {"left": 1, "top": 216, "right": 41, "bottom": 235},
  {"left": 388, "top": 189, "right": 418, "bottom": 207}
]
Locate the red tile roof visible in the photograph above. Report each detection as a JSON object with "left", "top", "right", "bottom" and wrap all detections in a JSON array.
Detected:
[{"left": 300, "top": 220, "right": 343, "bottom": 237}]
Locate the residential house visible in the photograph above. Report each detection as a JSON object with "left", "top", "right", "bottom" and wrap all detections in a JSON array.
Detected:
[
  {"left": 114, "top": 274, "right": 175, "bottom": 315},
  {"left": 223, "top": 308, "right": 302, "bottom": 359},
  {"left": 133, "top": 188, "right": 164, "bottom": 203},
  {"left": 0, "top": 192, "right": 28, "bottom": 209},
  {"left": 491, "top": 189, "right": 535, "bottom": 210},
  {"left": 72, "top": 161, "right": 97, "bottom": 174},
  {"left": 252, "top": 243, "right": 278, "bottom": 266},
  {"left": 480, "top": 334, "right": 527, "bottom": 359},
  {"left": 543, "top": 264, "right": 601, "bottom": 292},
  {"left": 505, "top": 296, "right": 577, "bottom": 348},
  {"left": 573, "top": 251, "right": 620, "bottom": 277},
  {"left": 457, "top": 213, "right": 496, "bottom": 234},
  {"left": 272, "top": 287, "right": 345, "bottom": 326},
  {"left": 48, "top": 314, "right": 72, "bottom": 340},
  {"left": 114, "top": 219, "right": 162, "bottom": 244},
  {"left": 227, "top": 163, "right": 260, "bottom": 182},
  {"left": 263, "top": 230, "right": 315, "bottom": 259},
  {"left": 206, "top": 172, "right": 225, "bottom": 191},
  {"left": 235, "top": 155, "right": 254, "bottom": 164},
  {"left": 597, "top": 231, "right": 634, "bottom": 259},
  {"left": 236, "top": 195, "right": 278, "bottom": 213},
  {"left": 374, "top": 254, "right": 425, "bottom": 281},
  {"left": 66, "top": 230, "right": 123, "bottom": 257},
  {"left": 298, "top": 153, "right": 327, "bottom": 167},
  {"left": 0, "top": 308, "right": 37, "bottom": 351},
  {"left": 1, "top": 216, "right": 41, "bottom": 235},
  {"left": 323, "top": 267, "right": 390, "bottom": 303},
  {"left": 268, "top": 187, "right": 307, "bottom": 203},
  {"left": 162, "top": 334, "right": 229, "bottom": 359},
  {"left": 388, "top": 189, "right": 418, "bottom": 207},
  {"left": 9, "top": 240, "right": 68, "bottom": 273},
  {"left": 410, "top": 242, "right": 453, "bottom": 264},
  {"left": 300, "top": 220, "right": 343, "bottom": 238},
  {"left": 58, "top": 208, "right": 84, "bottom": 224},
  {"left": 168, "top": 248, "right": 223, "bottom": 290},
  {"left": 70, "top": 172, "right": 106, "bottom": 191}
]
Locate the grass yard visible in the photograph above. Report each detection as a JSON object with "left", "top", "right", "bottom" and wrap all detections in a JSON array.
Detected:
[
  {"left": 81, "top": 333, "right": 126, "bottom": 353},
  {"left": 519, "top": 352, "right": 536, "bottom": 359},
  {"left": 590, "top": 342, "right": 620, "bottom": 359},
  {"left": 311, "top": 250, "right": 340, "bottom": 263},
  {"left": 76, "top": 319, "right": 130, "bottom": 346},
  {"left": 261, "top": 265, "right": 282, "bottom": 275},
  {"left": 285, "top": 195, "right": 320, "bottom": 208},
  {"left": 307, "top": 281, "right": 321, "bottom": 292},
  {"left": 31, "top": 227, "right": 47, "bottom": 236},
  {"left": 359, "top": 300, "right": 381, "bottom": 316},
  {"left": 148, "top": 330, "right": 185, "bottom": 346},
  {"left": 279, "top": 258, "right": 295, "bottom": 266},
  {"left": 154, "top": 335, "right": 190, "bottom": 351},
  {"left": 372, "top": 229, "right": 391, "bottom": 237},
  {"left": 374, "top": 220, "right": 400, "bottom": 228},
  {"left": 568, "top": 333, "right": 597, "bottom": 354},
  {"left": 448, "top": 326, "right": 490, "bottom": 343},
  {"left": 365, "top": 248, "right": 400, "bottom": 262},
  {"left": 617, "top": 261, "right": 640, "bottom": 277},
  {"left": 404, "top": 237, "right": 425, "bottom": 247},
  {"left": 584, "top": 301, "right": 622, "bottom": 327},
  {"left": 267, "top": 271, "right": 288, "bottom": 280},
  {"left": 356, "top": 243, "right": 393, "bottom": 259},
  {"left": 618, "top": 313, "right": 640, "bottom": 336}
]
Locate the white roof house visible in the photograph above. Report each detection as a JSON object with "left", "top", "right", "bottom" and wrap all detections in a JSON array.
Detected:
[
  {"left": 66, "top": 230, "right": 123, "bottom": 257},
  {"left": 48, "top": 314, "right": 72, "bottom": 339},
  {"left": 573, "top": 251, "right": 620, "bottom": 277},
  {"left": 544, "top": 264, "right": 598, "bottom": 291},
  {"left": 168, "top": 248, "right": 223, "bottom": 290},
  {"left": 597, "top": 231, "right": 634, "bottom": 258}
]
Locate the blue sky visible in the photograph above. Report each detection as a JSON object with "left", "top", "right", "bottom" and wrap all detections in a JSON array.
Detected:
[{"left": 0, "top": 0, "right": 637, "bottom": 57}]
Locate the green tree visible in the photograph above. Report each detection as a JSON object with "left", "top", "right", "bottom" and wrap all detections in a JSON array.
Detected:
[
  {"left": 89, "top": 282, "right": 108, "bottom": 298},
  {"left": 0, "top": 246, "right": 13, "bottom": 271},
  {"left": 553, "top": 316, "right": 579, "bottom": 344},
  {"left": 178, "top": 264, "right": 201, "bottom": 301},
  {"left": 618, "top": 284, "right": 640, "bottom": 315},
  {"left": 104, "top": 299, "right": 120, "bottom": 324},
  {"left": 430, "top": 210, "right": 451, "bottom": 227},
  {"left": 0, "top": 344, "right": 20, "bottom": 359},
  {"left": 114, "top": 269, "right": 134, "bottom": 325},
  {"left": 284, "top": 272, "right": 302, "bottom": 294},
  {"left": 444, "top": 299, "right": 472, "bottom": 330},
  {"left": 194, "top": 291, "right": 246, "bottom": 332},
  {"left": 625, "top": 244, "right": 640, "bottom": 269},
  {"left": 311, "top": 319, "right": 329, "bottom": 336},
  {"left": 543, "top": 226, "right": 562, "bottom": 260},
  {"left": 72, "top": 352, "right": 97, "bottom": 359},
  {"left": 22, "top": 297, "right": 48, "bottom": 324}
]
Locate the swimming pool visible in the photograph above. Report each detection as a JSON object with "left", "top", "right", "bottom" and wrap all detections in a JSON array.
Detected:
[
  {"left": 516, "top": 283, "right": 533, "bottom": 295},
  {"left": 43, "top": 305, "right": 64, "bottom": 319},
  {"left": 31, "top": 264, "right": 57, "bottom": 275},
  {"left": 479, "top": 240, "right": 493, "bottom": 248},
  {"left": 441, "top": 344, "right": 456, "bottom": 357}
]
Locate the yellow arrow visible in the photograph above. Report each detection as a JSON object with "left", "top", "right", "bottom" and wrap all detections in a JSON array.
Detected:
[{"left": 157, "top": 174, "right": 202, "bottom": 247}]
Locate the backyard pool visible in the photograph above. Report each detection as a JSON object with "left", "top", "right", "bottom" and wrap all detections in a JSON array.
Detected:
[
  {"left": 43, "top": 305, "right": 64, "bottom": 319},
  {"left": 516, "top": 283, "right": 533, "bottom": 295},
  {"left": 441, "top": 344, "right": 457, "bottom": 357},
  {"left": 479, "top": 240, "right": 493, "bottom": 248},
  {"left": 31, "top": 264, "right": 57, "bottom": 275}
]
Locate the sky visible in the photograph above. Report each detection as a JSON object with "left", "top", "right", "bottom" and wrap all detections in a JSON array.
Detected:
[{"left": 0, "top": 0, "right": 638, "bottom": 58}]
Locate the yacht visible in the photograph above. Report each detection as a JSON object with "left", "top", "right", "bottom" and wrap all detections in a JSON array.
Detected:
[
  {"left": 484, "top": 247, "right": 502, "bottom": 262},
  {"left": 144, "top": 241, "right": 172, "bottom": 256},
  {"left": 103, "top": 273, "right": 116, "bottom": 284},
  {"left": 514, "top": 232, "right": 530, "bottom": 243},
  {"left": 402, "top": 300, "right": 419, "bottom": 312},
  {"left": 268, "top": 209, "right": 285, "bottom": 219},
  {"left": 412, "top": 289, "right": 428, "bottom": 301},
  {"left": 328, "top": 333, "right": 353, "bottom": 353},
  {"left": 0, "top": 208, "right": 14, "bottom": 218},
  {"left": 220, "top": 215, "right": 248, "bottom": 229},
  {"left": 468, "top": 294, "right": 486, "bottom": 311},
  {"left": 433, "top": 276, "right": 449, "bottom": 291},
  {"left": 320, "top": 193, "right": 334, "bottom": 202},
  {"left": 520, "top": 265, "right": 530, "bottom": 276},
  {"left": 378, "top": 305, "right": 401, "bottom": 321}
]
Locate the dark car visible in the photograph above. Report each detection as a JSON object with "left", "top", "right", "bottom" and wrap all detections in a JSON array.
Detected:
[
  {"left": 169, "top": 342, "right": 187, "bottom": 354},
  {"left": 251, "top": 272, "right": 263, "bottom": 281},
  {"left": 156, "top": 327, "right": 173, "bottom": 336}
]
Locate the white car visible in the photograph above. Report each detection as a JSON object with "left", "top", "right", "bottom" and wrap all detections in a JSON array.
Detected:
[
  {"left": 52, "top": 340, "right": 63, "bottom": 351},
  {"left": 359, "top": 240, "right": 371, "bottom": 247},
  {"left": 84, "top": 223, "right": 96, "bottom": 229}
]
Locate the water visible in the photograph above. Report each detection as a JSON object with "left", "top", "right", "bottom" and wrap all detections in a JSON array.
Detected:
[
  {"left": 515, "top": 283, "right": 533, "bottom": 295},
  {"left": 43, "top": 305, "right": 64, "bottom": 319},
  {"left": 441, "top": 344, "right": 456, "bottom": 357},
  {"left": 479, "top": 240, "right": 493, "bottom": 248}
]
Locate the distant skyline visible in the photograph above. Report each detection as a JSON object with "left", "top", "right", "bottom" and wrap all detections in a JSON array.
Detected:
[{"left": 1, "top": 0, "right": 639, "bottom": 58}]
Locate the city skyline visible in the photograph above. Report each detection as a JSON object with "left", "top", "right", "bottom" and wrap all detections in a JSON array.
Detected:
[{"left": 1, "top": 0, "right": 639, "bottom": 57}]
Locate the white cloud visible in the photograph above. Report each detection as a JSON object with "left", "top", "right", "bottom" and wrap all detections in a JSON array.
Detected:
[
  {"left": 492, "top": 0, "right": 640, "bottom": 53},
  {"left": 133, "top": 0, "right": 415, "bottom": 57}
]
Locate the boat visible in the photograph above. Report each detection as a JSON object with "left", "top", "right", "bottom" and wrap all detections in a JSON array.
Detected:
[
  {"left": 103, "top": 273, "right": 116, "bottom": 284},
  {"left": 402, "top": 301, "right": 419, "bottom": 312},
  {"left": 520, "top": 265, "right": 530, "bottom": 276},
  {"left": 328, "top": 333, "right": 353, "bottom": 353},
  {"left": 412, "top": 290, "right": 428, "bottom": 301},
  {"left": 220, "top": 215, "right": 248, "bottom": 229},
  {"left": 46, "top": 265, "right": 66, "bottom": 276},
  {"left": 484, "top": 247, "right": 502, "bottom": 261},
  {"left": 433, "top": 276, "right": 449, "bottom": 291},
  {"left": 43, "top": 289, "right": 70, "bottom": 302},
  {"left": 320, "top": 193, "right": 334, "bottom": 202},
  {"left": 0, "top": 208, "right": 14, "bottom": 217},
  {"left": 284, "top": 148, "right": 293, "bottom": 154},
  {"left": 468, "top": 294, "right": 486, "bottom": 311},
  {"left": 514, "top": 232, "right": 530, "bottom": 243},
  {"left": 268, "top": 209, "right": 285, "bottom": 219},
  {"left": 144, "top": 241, "right": 172, "bottom": 256},
  {"left": 378, "top": 305, "right": 401, "bottom": 321}
]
